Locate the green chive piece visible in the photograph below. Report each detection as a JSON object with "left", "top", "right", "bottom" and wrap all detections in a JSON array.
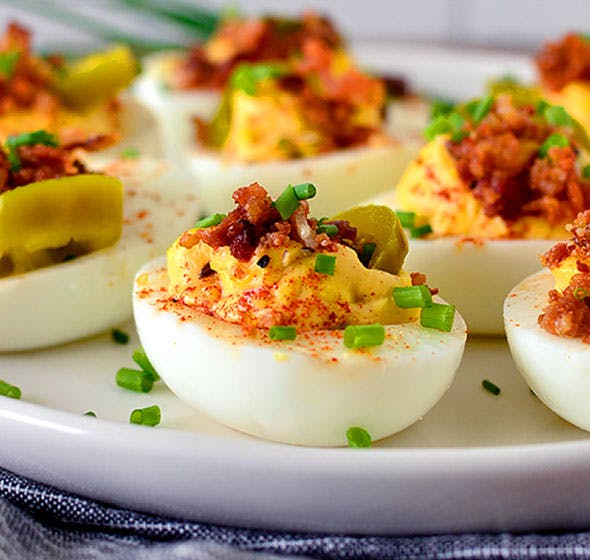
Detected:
[
  {"left": 536, "top": 99, "right": 550, "bottom": 115},
  {"left": 468, "top": 95, "right": 494, "bottom": 124},
  {"left": 5, "top": 129, "right": 59, "bottom": 171},
  {"left": 0, "top": 51, "right": 19, "bottom": 78},
  {"left": 231, "top": 62, "right": 284, "bottom": 95},
  {"left": 447, "top": 111, "right": 465, "bottom": 130},
  {"left": 395, "top": 211, "right": 416, "bottom": 228},
  {"left": 574, "top": 287, "right": 588, "bottom": 301},
  {"left": 130, "top": 405, "right": 161, "bottom": 427},
  {"left": 539, "top": 133, "right": 569, "bottom": 157},
  {"left": 544, "top": 105, "right": 573, "bottom": 127},
  {"left": 316, "top": 223, "right": 339, "bottom": 236},
  {"left": 194, "top": 213, "right": 225, "bottom": 228},
  {"left": 0, "top": 379, "right": 21, "bottom": 399},
  {"left": 111, "top": 328, "right": 130, "bottom": 345},
  {"left": 314, "top": 253, "right": 336, "bottom": 275},
  {"left": 84, "top": 410, "right": 96, "bottom": 417},
  {"left": 273, "top": 185, "right": 300, "bottom": 220},
  {"left": 116, "top": 368, "right": 154, "bottom": 393},
  {"left": 343, "top": 324, "right": 385, "bottom": 349},
  {"left": 430, "top": 98, "right": 455, "bottom": 119},
  {"left": 410, "top": 224, "right": 433, "bottom": 238},
  {"left": 420, "top": 303, "right": 456, "bottom": 332},
  {"left": 423, "top": 115, "right": 452, "bottom": 141},
  {"left": 392, "top": 285, "right": 433, "bottom": 309},
  {"left": 292, "top": 182, "right": 317, "bottom": 200},
  {"left": 582, "top": 165, "right": 590, "bottom": 179},
  {"left": 482, "top": 379, "right": 501, "bottom": 396},
  {"left": 451, "top": 130, "right": 469, "bottom": 143},
  {"left": 132, "top": 347, "right": 160, "bottom": 381},
  {"left": 346, "top": 426, "right": 372, "bottom": 448},
  {"left": 269, "top": 326, "right": 297, "bottom": 341},
  {"left": 359, "top": 242, "right": 376, "bottom": 267},
  {"left": 121, "top": 147, "right": 140, "bottom": 159}
]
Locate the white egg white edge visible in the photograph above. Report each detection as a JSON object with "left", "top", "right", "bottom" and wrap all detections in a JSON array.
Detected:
[
  {"left": 505, "top": 269, "right": 590, "bottom": 432},
  {"left": 0, "top": 158, "right": 200, "bottom": 352},
  {"left": 133, "top": 255, "right": 467, "bottom": 447}
]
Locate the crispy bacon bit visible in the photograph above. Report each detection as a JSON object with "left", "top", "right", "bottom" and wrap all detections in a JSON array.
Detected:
[
  {"left": 536, "top": 33, "right": 590, "bottom": 91},
  {"left": 541, "top": 241, "right": 574, "bottom": 269},
  {"left": 410, "top": 271, "right": 439, "bottom": 295},
  {"left": 448, "top": 95, "right": 590, "bottom": 224}
]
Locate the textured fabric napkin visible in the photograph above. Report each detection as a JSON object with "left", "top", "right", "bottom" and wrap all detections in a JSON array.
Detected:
[{"left": 2, "top": 467, "right": 590, "bottom": 560}]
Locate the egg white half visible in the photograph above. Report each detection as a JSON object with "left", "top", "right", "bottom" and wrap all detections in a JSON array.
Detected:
[
  {"left": 133, "top": 256, "right": 467, "bottom": 446},
  {"left": 0, "top": 159, "right": 199, "bottom": 351},
  {"left": 505, "top": 270, "right": 590, "bottom": 431}
]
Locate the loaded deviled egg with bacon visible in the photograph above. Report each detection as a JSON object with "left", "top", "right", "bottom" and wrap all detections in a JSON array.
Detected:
[
  {"left": 375, "top": 92, "right": 590, "bottom": 333},
  {"left": 133, "top": 182, "right": 466, "bottom": 446}
]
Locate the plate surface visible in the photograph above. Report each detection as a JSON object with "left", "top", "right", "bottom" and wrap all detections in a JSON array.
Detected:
[{"left": 2, "top": 44, "right": 589, "bottom": 536}]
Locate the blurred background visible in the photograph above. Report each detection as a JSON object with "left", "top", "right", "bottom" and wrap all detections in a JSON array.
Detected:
[{"left": 0, "top": 0, "right": 588, "bottom": 53}]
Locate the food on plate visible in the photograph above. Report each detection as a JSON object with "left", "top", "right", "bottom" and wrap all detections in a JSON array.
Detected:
[
  {"left": 133, "top": 182, "right": 466, "bottom": 446},
  {"left": 536, "top": 33, "right": 590, "bottom": 135},
  {"left": 374, "top": 93, "right": 590, "bottom": 334},
  {"left": 505, "top": 210, "right": 590, "bottom": 431},
  {"left": 0, "top": 21, "right": 137, "bottom": 149},
  {"left": 0, "top": 132, "right": 199, "bottom": 351}
]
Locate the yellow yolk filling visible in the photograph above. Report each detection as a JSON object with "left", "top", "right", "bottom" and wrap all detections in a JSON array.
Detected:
[{"left": 167, "top": 235, "right": 417, "bottom": 331}]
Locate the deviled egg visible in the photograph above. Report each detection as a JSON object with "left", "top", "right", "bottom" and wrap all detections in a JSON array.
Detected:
[
  {"left": 375, "top": 93, "right": 590, "bottom": 334},
  {"left": 133, "top": 182, "right": 466, "bottom": 446},
  {"left": 505, "top": 210, "right": 590, "bottom": 430},
  {"left": 0, "top": 132, "right": 199, "bottom": 351}
]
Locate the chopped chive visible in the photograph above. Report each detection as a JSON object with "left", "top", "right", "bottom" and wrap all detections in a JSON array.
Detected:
[
  {"left": 316, "top": 223, "right": 339, "bottom": 236},
  {"left": 84, "top": 410, "right": 96, "bottom": 417},
  {"left": 292, "top": 182, "right": 316, "bottom": 200},
  {"left": 467, "top": 95, "right": 494, "bottom": 124},
  {"left": 0, "top": 51, "right": 19, "bottom": 78},
  {"left": 359, "top": 242, "right": 376, "bottom": 267},
  {"left": 116, "top": 368, "right": 154, "bottom": 393},
  {"left": 420, "top": 303, "right": 455, "bottom": 332},
  {"left": 574, "top": 287, "right": 588, "bottom": 301},
  {"left": 582, "top": 165, "right": 590, "bottom": 179},
  {"left": 395, "top": 211, "right": 416, "bottom": 228},
  {"left": 343, "top": 324, "right": 385, "bottom": 349},
  {"left": 130, "top": 405, "right": 161, "bottom": 427},
  {"left": 423, "top": 115, "right": 452, "bottom": 141},
  {"left": 392, "top": 285, "right": 433, "bottom": 308},
  {"left": 314, "top": 253, "right": 336, "bottom": 275},
  {"left": 482, "top": 379, "right": 501, "bottom": 396},
  {"left": 346, "top": 426, "right": 372, "bottom": 448},
  {"left": 410, "top": 224, "right": 433, "bottom": 238},
  {"left": 5, "top": 129, "right": 59, "bottom": 172},
  {"left": 0, "top": 379, "right": 21, "bottom": 399},
  {"left": 194, "top": 213, "right": 225, "bottom": 228},
  {"left": 430, "top": 98, "right": 455, "bottom": 119},
  {"left": 451, "top": 130, "right": 469, "bottom": 143},
  {"left": 447, "top": 111, "right": 465, "bottom": 130},
  {"left": 231, "top": 62, "right": 285, "bottom": 95},
  {"left": 256, "top": 255, "right": 270, "bottom": 268},
  {"left": 132, "top": 347, "right": 160, "bottom": 381},
  {"left": 536, "top": 99, "right": 550, "bottom": 115},
  {"left": 111, "top": 328, "right": 130, "bottom": 345},
  {"left": 269, "top": 326, "right": 297, "bottom": 341},
  {"left": 544, "top": 105, "right": 573, "bottom": 127},
  {"left": 273, "top": 185, "right": 300, "bottom": 220},
  {"left": 539, "top": 133, "right": 569, "bottom": 157},
  {"left": 121, "top": 147, "right": 140, "bottom": 159}
]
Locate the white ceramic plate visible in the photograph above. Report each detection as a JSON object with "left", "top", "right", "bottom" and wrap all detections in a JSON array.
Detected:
[{"left": 3, "top": 45, "right": 589, "bottom": 536}]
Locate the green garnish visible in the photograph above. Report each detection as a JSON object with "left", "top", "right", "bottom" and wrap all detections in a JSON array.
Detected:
[
  {"left": 535, "top": 99, "right": 550, "bottom": 115},
  {"left": 130, "top": 405, "right": 161, "bottom": 427},
  {"left": 111, "top": 328, "right": 130, "bottom": 345},
  {"left": 194, "top": 213, "right": 225, "bottom": 228},
  {"left": 116, "top": 368, "right": 154, "bottom": 393},
  {"left": 121, "top": 147, "right": 140, "bottom": 159},
  {"left": 316, "top": 223, "right": 339, "bottom": 236},
  {"left": 273, "top": 183, "right": 317, "bottom": 220},
  {"left": 574, "top": 287, "right": 588, "bottom": 300},
  {"left": 269, "top": 326, "right": 297, "bottom": 341},
  {"left": 423, "top": 115, "right": 453, "bottom": 141},
  {"left": 430, "top": 98, "right": 455, "bottom": 120},
  {"left": 410, "top": 224, "right": 433, "bottom": 238},
  {"left": 466, "top": 95, "right": 494, "bottom": 124},
  {"left": 544, "top": 105, "right": 573, "bottom": 127},
  {"left": 343, "top": 324, "right": 385, "bottom": 349},
  {"left": 0, "top": 51, "right": 19, "bottom": 79},
  {"left": 346, "top": 426, "right": 372, "bottom": 448},
  {"left": 482, "top": 379, "right": 501, "bottom": 396},
  {"left": 292, "top": 182, "right": 317, "bottom": 200},
  {"left": 314, "top": 253, "right": 336, "bottom": 275},
  {"left": 359, "top": 242, "right": 376, "bottom": 267},
  {"left": 5, "top": 130, "right": 59, "bottom": 172},
  {"left": 392, "top": 285, "right": 433, "bottom": 309},
  {"left": 420, "top": 303, "right": 456, "bottom": 332},
  {"left": 539, "top": 133, "right": 569, "bottom": 157},
  {"left": 84, "top": 410, "right": 97, "bottom": 417},
  {"left": 0, "top": 379, "right": 21, "bottom": 399},
  {"left": 582, "top": 165, "right": 590, "bottom": 179},
  {"left": 395, "top": 211, "right": 416, "bottom": 228},
  {"left": 231, "top": 62, "right": 285, "bottom": 96},
  {"left": 132, "top": 347, "right": 160, "bottom": 381}
]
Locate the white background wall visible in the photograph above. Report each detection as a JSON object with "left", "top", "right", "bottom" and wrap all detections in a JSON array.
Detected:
[{"left": 0, "top": 0, "right": 589, "bottom": 52}]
